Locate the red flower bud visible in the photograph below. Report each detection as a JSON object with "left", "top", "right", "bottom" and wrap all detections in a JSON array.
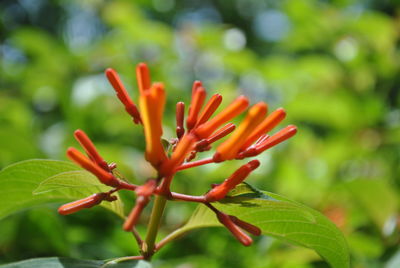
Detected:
[
  {"left": 187, "top": 87, "right": 206, "bottom": 130},
  {"left": 74, "top": 129, "right": 109, "bottom": 171},
  {"left": 229, "top": 215, "right": 261, "bottom": 236},
  {"left": 66, "top": 147, "right": 120, "bottom": 187},
  {"left": 58, "top": 193, "right": 108, "bottom": 215},
  {"left": 136, "top": 62, "right": 151, "bottom": 94},
  {"left": 240, "top": 108, "right": 286, "bottom": 150},
  {"left": 216, "top": 212, "right": 253, "bottom": 246},
  {"left": 195, "top": 96, "right": 249, "bottom": 139},
  {"left": 105, "top": 68, "right": 141, "bottom": 124},
  {"left": 176, "top": 102, "right": 185, "bottom": 139},
  {"left": 205, "top": 160, "right": 260, "bottom": 202},
  {"left": 195, "top": 94, "right": 223, "bottom": 127},
  {"left": 123, "top": 196, "right": 150, "bottom": 231}
]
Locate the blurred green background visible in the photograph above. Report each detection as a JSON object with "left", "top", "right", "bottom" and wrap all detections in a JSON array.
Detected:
[{"left": 0, "top": 0, "right": 399, "bottom": 267}]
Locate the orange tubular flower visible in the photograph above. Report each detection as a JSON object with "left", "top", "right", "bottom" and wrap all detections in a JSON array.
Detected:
[
  {"left": 176, "top": 102, "right": 185, "bottom": 139},
  {"left": 139, "top": 74, "right": 168, "bottom": 168},
  {"left": 255, "top": 125, "right": 297, "bottom": 153},
  {"left": 238, "top": 125, "right": 297, "bottom": 158},
  {"left": 160, "top": 134, "right": 197, "bottom": 175},
  {"left": 136, "top": 63, "right": 151, "bottom": 94},
  {"left": 216, "top": 212, "right": 253, "bottom": 246},
  {"left": 214, "top": 102, "right": 267, "bottom": 162},
  {"left": 195, "top": 94, "right": 223, "bottom": 127},
  {"left": 123, "top": 196, "right": 150, "bottom": 231},
  {"left": 194, "top": 95, "right": 249, "bottom": 139},
  {"left": 66, "top": 147, "right": 120, "bottom": 187},
  {"left": 58, "top": 193, "right": 112, "bottom": 215},
  {"left": 240, "top": 108, "right": 286, "bottom": 150},
  {"left": 229, "top": 215, "right": 261, "bottom": 236},
  {"left": 191, "top": 80, "right": 202, "bottom": 95},
  {"left": 195, "top": 123, "right": 236, "bottom": 152},
  {"left": 186, "top": 86, "right": 206, "bottom": 131},
  {"left": 105, "top": 68, "right": 141, "bottom": 124},
  {"left": 74, "top": 129, "right": 109, "bottom": 171},
  {"left": 205, "top": 160, "right": 260, "bottom": 202}
]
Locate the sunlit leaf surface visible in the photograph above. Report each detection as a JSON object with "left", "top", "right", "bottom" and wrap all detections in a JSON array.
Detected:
[
  {"left": 0, "top": 159, "right": 124, "bottom": 219},
  {"left": 171, "top": 183, "right": 349, "bottom": 268},
  {"left": 0, "top": 257, "right": 151, "bottom": 268}
]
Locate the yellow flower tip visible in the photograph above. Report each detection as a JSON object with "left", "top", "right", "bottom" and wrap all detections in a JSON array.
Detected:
[
  {"left": 186, "top": 86, "right": 207, "bottom": 130},
  {"left": 136, "top": 62, "right": 151, "bottom": 94},
  {"left": 139, "top": 82, "right": 168, "bottom": 168},
  {"left": 240, "top": 107, "right": 287, "bottom": 151},
  {"left": 194, "top": 95, "right": 249, "bottom": 139},
  {"left": 214, "top": 102, "right": 267, "bottom": 161}
]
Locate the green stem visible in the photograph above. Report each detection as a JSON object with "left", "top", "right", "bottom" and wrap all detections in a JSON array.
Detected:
[{"left": 143, "top": 194, "right": 167, "bottom": 259}]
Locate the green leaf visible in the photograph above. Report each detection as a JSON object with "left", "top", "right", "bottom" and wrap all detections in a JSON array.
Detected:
[
  {"left": 0, "top": 257, "right": 152, "bottom": 268},
  {"left": 0, "top": 159, "right": 124, "bottom": 220},
  {"left": 167, "top": 183, "right": 349, "bottom": 268}
]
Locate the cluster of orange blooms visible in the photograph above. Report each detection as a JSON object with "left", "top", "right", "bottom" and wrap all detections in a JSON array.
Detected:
[{"left": 58, "top": 63, "right": 297, "bottom": 247}]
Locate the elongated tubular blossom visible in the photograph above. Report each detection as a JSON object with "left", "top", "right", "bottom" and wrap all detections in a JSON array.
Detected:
[
  {"left": 195, "top": 123, "right": 236, "bottom": 152},
  {"left": 240, "top": 108, "right": 286, "bottom": 150},
  {"left": 217, "top": 212, "right": 253, "bottom": 246},
  {"left": 229, "top": 216, "right": 261, "bottom": 236},
  {"left": 238, "top": 125, "right": 297, "bottom": 158},
  {"left": 74, "top": 130, "right": 109, "bottom": 171},
  {"left": 192, "top": 80, "right": 202, "bottom": 95},
  {"left": 214, "top": 102, "right": 267, "bottom": 162},
  {"left": 123, "top": 180, "right": 156, "bottom": 231},
  {"left": 160, "top": 134, "right": 197, "bottom": 175},
  {"left": 186, "top": 87, "right": 206, "bottom": 131},
  {"left": 234, "top": 135, "right": 270, "bottom": 160},
  {"left": 204, "top": 160, "right": 260, "bottom": 202},
  {"left": 194, "top": 96, "right": 249, "bottom": 139},
  {"left": 255, "top": 134, "right": 269, "bottom": 145},
  {"left": 105, "top": 68, "right": 141, "bottom": 124},
  {"left": 123, "top": 196, "right": 150, "bottom": 231},
  {"left": 136, "top": 62, "right": 151, "bottom": 94},
  {"left": 195, "top": 94, "right": 223, "bottom": 127},
  {"left": 58, "top": 193, "right": 108, "bottom": 215},
  {"left": 176, "top": 102, "right": 185, "bottom": 139},
  {"left": 66, "top": 147, "right": 120, "bottom": 187},
  {"left": 139, "top": 82, "right": 168, "bottom": 167}
]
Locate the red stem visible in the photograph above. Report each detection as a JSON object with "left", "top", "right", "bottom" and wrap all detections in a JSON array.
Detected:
[
  {"left": 169, "top": 192, "right": 206, "bottom": 202},
  {"left": 175, "top": 157, "right": 214, "bottom": 171}
]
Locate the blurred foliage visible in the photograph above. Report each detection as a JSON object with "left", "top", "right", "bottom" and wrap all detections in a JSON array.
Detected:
[{"left": 0, "top": 0, "right": 399, "bottom": 267}]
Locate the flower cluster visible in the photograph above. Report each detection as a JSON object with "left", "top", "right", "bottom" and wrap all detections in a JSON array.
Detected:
[{"left": 59, "top": 63, "right": 297, "bottom": 257}]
